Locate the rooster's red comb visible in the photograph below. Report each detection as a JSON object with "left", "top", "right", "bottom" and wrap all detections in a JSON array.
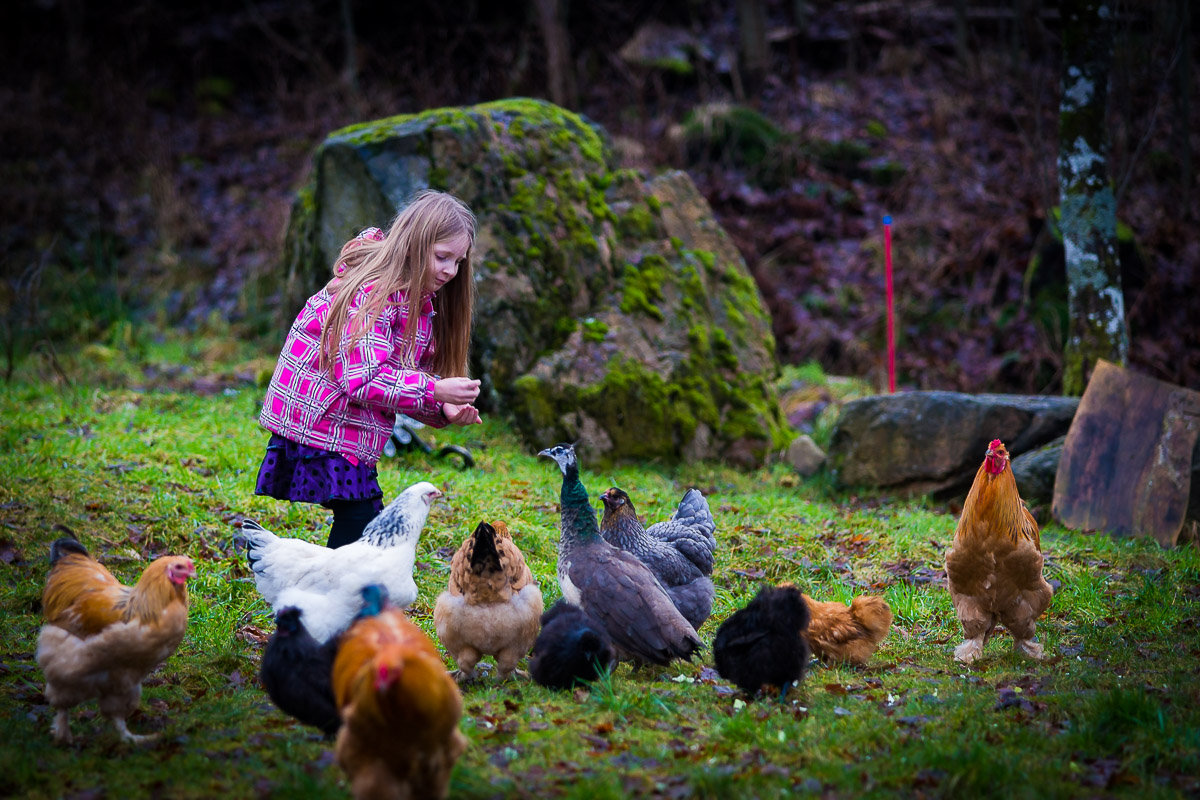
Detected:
[{"left": 989, "top": 438, "right": 1004, "bottom": 450}]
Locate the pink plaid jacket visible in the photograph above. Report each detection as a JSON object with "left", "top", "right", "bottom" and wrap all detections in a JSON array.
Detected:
[{"left": 258, "top": 228, "right": 447, "bottom": 466}]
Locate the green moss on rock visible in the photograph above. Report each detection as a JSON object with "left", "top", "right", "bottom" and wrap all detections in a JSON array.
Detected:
[
  {"left": 582, "top": 318, "right": 609, "bottom": 343},
  {"left": 272, "top": 97, "right": 786, "bottom": 466},
  {"left": 620, "top": 259, "right": 666, "bottom": 320}
]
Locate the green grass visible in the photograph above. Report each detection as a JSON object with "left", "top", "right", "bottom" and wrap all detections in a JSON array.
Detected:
[{"left": 1, "top": 337, "right": 1198, "bottom": 798}]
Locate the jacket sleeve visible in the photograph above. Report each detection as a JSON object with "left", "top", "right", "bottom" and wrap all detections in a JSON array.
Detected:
[
  {"left": 400, "top": 346, "right": 450, "bottom": 429},
  {"left": 330, "top": 293, "right": 446, "bottom": 423}
]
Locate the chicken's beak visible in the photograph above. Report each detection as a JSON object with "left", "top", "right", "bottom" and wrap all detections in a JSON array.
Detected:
[
  {"left": 537, "top": 448, "right": 552, "bottom": 458},
  {"left": 376, "top": 662, "right": 401, "bottom": 691},
  {"left": 426, "top": 489, "right": 444, "bottom": 505},
  {"left": 171, "top": 559, "right": 197, "bottom": 585}
]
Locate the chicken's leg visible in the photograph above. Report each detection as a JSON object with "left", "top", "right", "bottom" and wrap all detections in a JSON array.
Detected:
[
  {"left": 451, "top": 646, "right": 481, "bottom": 683},
  {"left": 1013, "top": 638, "right": 1045, "bottom": 659},
  {"left": 113, "top": 718, "right": 154, "bottom": 744},
  {"left": 954, "top": 636, "right": 985, "bottom": 664},
  {"left": 51, "top": 709, "right": 72, "bottom": 745},
  {"left": 494, "top": 647, "right": 527, "bottom": 681}
]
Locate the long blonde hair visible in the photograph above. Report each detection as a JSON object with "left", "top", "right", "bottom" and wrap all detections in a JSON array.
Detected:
[{"left": 319, "top": 191, "right": 476, "bottom": 378}]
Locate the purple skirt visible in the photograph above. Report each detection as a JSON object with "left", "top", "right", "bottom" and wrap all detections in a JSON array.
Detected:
[{"left": 254, "top": 434, "right": 383, "bottom": 512}]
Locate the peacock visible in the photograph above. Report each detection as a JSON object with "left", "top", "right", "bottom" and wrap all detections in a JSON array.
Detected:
[{"left": 537, "top": 443, "right": 701, "bottom": 666}]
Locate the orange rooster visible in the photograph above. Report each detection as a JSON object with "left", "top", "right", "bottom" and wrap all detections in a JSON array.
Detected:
[
  {"left": 803, "top": 593, "right": 894, "bottom": 666},
  {"left": 36, "top": 537, "right": 196, "bottom": 744},
  {"left": 945, "top": 438, "right": 1053, "bottom": 663},
  {"left": 333, "top": 586, "right": 467, "bottom": 800}
]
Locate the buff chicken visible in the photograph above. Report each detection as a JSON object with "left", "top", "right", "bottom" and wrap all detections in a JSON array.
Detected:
[
  {"left": 36, "top": 536, "right": 196, "bottom": 744},
  {"left": 945, "top": 438, "right": 1054, "bottom": 663},
  {"left": 802, "top": 592, "right": 894, "bottom": 666},
  {"left": 433, "top": 520, "right": 543, "bottom": 681}
]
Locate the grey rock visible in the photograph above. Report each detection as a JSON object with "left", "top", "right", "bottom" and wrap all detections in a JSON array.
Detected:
[
  {"left": 827, "top": 391, "right": 1079, "bottom": 494},
  {"left": 787, "top": 435, "right": 826, "bottom": 477},
  {"left": 1011, "top": 435, "right": 1066, "bottom": 508}
]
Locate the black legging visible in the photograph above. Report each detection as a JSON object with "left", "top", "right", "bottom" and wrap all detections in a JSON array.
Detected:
[{"left": 325, "top": 499, "right": 379, "bottom": 549}]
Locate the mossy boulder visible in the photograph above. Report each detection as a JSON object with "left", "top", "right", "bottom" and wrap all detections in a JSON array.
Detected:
[{"left": 268, "top": 98, "right": 787, "bottom": 466}]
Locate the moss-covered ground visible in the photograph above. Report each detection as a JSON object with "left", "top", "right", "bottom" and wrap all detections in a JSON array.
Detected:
[{"left": 1, "top": 337, "right": 1197, "bottom": 799}]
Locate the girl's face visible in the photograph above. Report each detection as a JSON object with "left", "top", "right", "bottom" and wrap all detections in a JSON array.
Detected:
[{"left": 424, "top": 233, "right": 471, "bottom": 294}]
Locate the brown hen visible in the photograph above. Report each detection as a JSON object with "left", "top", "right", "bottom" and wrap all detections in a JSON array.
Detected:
[
  {"left": 36, "top": 536, "right": 195, "bottom": 744},
  {"left": 433, "top": 520, "right": 543, "bottom": 681},
  {"left": 945, "top": 438, "right": 1053, "bottom": 663},
  {"left": 333, "top": 586, "right": 466, "bottom": 800},
  {"left": 802, "top": 593, "right": 894, "bottom": 666}
]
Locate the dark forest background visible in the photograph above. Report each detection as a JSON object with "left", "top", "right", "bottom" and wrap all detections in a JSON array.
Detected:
[{"left": 1, "top": 0, "right": 1196, "bottom": 394}]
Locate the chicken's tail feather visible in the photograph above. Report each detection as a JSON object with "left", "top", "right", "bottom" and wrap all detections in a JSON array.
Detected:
[
  {"left": 49, "top": 536, "right": 89, "bottom": 565},
  {"left": 672, "top": 489, "right": 716, "bottom": 538},
  {"left": 236, "top": 518, "right": 277, "bottom": 569},
  {"left": 849, "top": 595, "right": 895, "bottom": 643},
  {"left": 469, "top": 522, "right": 502, "bottom": 575}
]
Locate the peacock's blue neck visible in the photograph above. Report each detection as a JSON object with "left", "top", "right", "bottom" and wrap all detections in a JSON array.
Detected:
[{"left": 559, "top": 463, "right": 601, "bottom": 547}]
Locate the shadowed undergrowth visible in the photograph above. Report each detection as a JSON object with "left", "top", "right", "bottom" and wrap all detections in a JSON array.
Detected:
[{"left": 0, "top": 338, "right": 1198, "bottom": 799}]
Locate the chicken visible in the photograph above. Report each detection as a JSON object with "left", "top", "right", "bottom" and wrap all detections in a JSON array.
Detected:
[
  {"left": 260, "top": 607, "right": 340, "bottom": 736},
  {"left": 539, "top": 443, "right": 702, "bottom": 666},
  {"left": 529, "top": 599, "right": 617, "bottom": 690},
  {"left": 332, "top": 585, "right": 467, "bottom": 800},
  {"left": 238, "top": 480, "right": 441, "bottom": 643},
  {"left": 36, "top": 536, "right": 196, "bottom": 744},
  {"left": 713, "top": 584, "right": 811, "bottom": 698},
  {"left": 945, "top": 438, "right": 1054, "bottom": 663},
  {"left": 599, "top": 487, "right": 716, "bottom": 630},
  {"left": 433, "top": 520, "right": 543, "bottom": 681},
  {"left": 802, "top": 592, "right": 894, "bottom": 666}
]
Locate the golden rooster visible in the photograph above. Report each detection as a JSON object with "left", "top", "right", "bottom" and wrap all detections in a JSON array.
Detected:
[
  {"left": 803, "top": 593, "right": 894, "bottom": 666},
  {"left": 333, "top": 585, "right": 467, "bottom": 800},
  {"left": 433, "top": 520, "right": 543, "bottom": 682},
  {"left": 946, "top": 438, "right": 1053, "bottom": 663},
  {"left": 36, "top": 536, "right": 196, "bottom": 744}
]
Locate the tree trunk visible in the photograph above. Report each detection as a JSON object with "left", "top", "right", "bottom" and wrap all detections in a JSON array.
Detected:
[
  {"left": 340, "top": 0, "right": 359, "bottom": 94},
  {"left": 955, "top": 0, "right": 970, "bottom": 73},
  {"left": 738, "top": 0, "right": 769, "bottom": 93},
  {"left": 534, "top": 0, "right": 577, "bottom": 109},
  {"left": 1057, "top": 0, "right": 1127, "bottom": 396},
  {"left": 1174, "top": 0, "right": 1192, "bottom": 213}
]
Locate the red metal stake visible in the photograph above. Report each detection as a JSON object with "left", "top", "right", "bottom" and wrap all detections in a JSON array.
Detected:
[{"left": 884, "top": 215, "right": 895, "bottom": 393}]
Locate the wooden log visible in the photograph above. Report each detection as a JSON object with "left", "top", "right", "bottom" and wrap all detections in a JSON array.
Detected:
[{"left": 1052, "top": 359, "right": 1200, "bottom": 547}]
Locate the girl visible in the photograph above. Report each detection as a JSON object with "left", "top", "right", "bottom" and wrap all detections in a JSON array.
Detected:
[{"left": 255, "top": 190, "right": 482, "bottom": 548}]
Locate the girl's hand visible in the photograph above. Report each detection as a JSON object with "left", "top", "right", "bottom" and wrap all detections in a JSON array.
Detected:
[
  {"left": 443, "top": 403, "right": 482, "bottom": 425},
  {"left": 433, "top": 377, "right": 481, "bottom": 404}
]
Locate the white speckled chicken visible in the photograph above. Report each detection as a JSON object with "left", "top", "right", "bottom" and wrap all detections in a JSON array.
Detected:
[{"left": 238, "top": 480, "right": 441, "bottom": 643}]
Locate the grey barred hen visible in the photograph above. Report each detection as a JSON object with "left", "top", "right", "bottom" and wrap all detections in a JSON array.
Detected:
[
  {"left": 599, "top": 487, "right": 716, "bottom": 630},
  {"left": 538, "top": 444, "right": 701, "bottom": 666}
]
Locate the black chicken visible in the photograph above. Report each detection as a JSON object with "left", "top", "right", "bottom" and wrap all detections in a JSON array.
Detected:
[
  {"left": 538, "top": 443, "right": 701, "bottom": 666},
  {"left": 599, "top": 487, "right": 716, "bottom": 630},
  {"left": 260, "top": 606, "right": 341, "bottom": 736},
  {"left": 528, "top": 599, "right": 617, "bottom": 690},
  {"left": 713, "top": 585, "right": 812, "bottom": 699}
]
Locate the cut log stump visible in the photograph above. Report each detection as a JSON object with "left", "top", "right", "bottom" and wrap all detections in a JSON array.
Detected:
[{"left": 1052, "top": 359, "right": 1200, "bottom": 547}]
